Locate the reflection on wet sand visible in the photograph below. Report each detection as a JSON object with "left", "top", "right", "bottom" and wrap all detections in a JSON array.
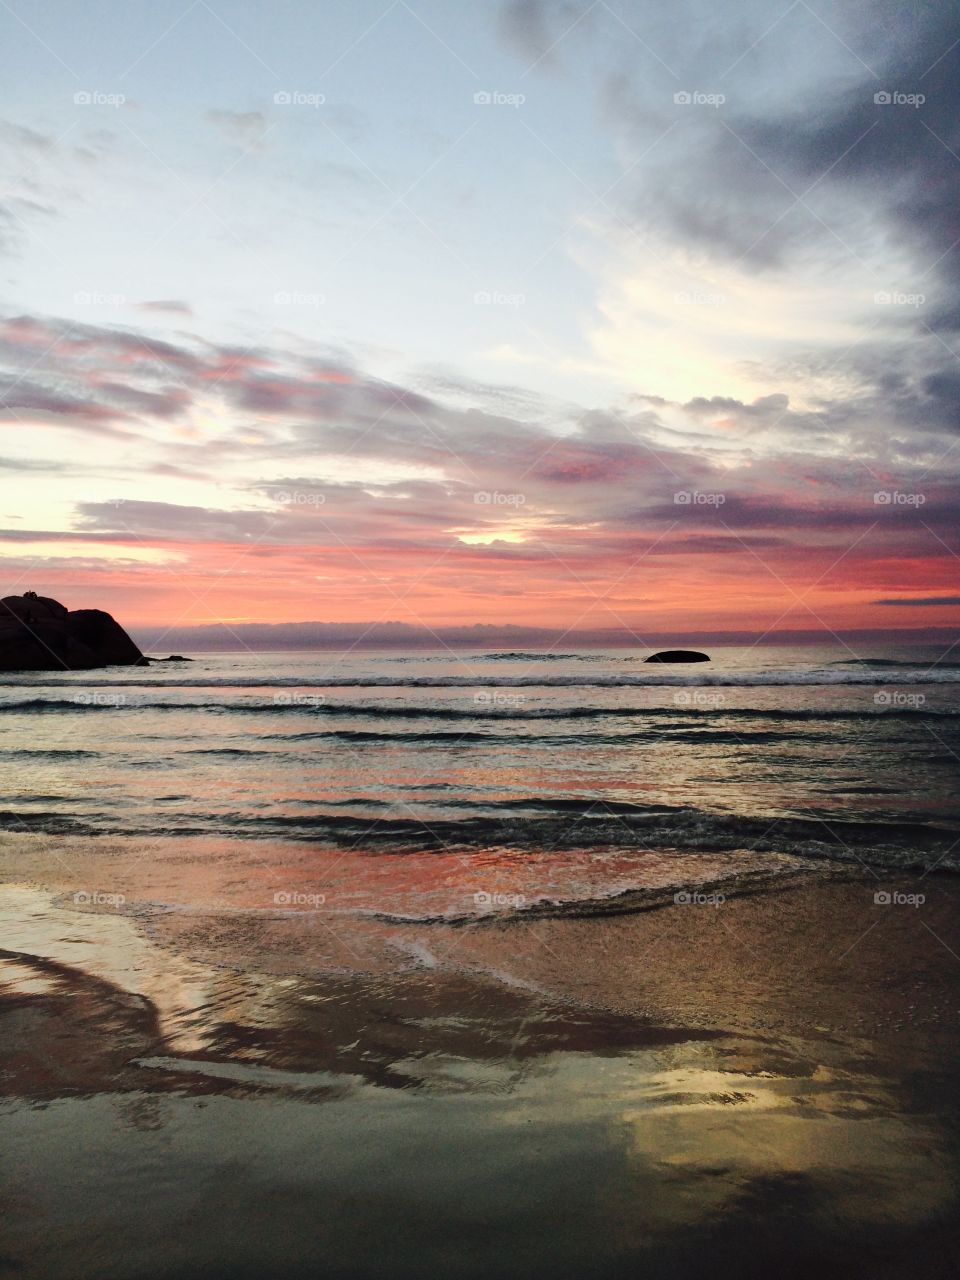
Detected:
[
  {"left": 3, "top": 851, "right": 960, "bottom": 1279},
  {"left": 0, "top": 885, "right": 729, "bottom": 1099}
]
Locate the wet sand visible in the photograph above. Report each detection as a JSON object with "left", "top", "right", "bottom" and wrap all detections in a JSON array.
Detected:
[{"left": 2, "top": 835, "right": 960, "bottom": 1278}]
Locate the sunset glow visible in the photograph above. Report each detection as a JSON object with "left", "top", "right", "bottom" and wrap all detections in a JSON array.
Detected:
[{"left": 1, "top": 2, "right": 957, "bottom": 645}]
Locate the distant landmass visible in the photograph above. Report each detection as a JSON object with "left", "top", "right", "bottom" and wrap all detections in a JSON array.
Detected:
[{"left": 128, "top": 619, "right": 960, "bottom": 652}]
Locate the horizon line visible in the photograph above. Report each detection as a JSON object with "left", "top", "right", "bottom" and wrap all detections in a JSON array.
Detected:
[{"left": 130, "top": 620, "right": 960, "bottom": 652}]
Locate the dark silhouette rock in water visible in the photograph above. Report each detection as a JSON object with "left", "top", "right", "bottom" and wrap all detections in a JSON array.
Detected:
[
  {"left": 0, "top": 593, "right": 146, "bottom": 671},
  {"left": 645, "top": 649, "right": 710, "bottom": 663}
]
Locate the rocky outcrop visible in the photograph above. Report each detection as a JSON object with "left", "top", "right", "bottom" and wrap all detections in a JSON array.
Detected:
[
  {"left": 645, "top": 649, "right": 711, "bottom": 663},
  {"left": 0, "top": 592, "right": 146, "bottom": 671}
]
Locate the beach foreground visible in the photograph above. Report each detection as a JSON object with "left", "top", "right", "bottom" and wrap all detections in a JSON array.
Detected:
[{"left": 2, "top": 835, "right": 959, "bottom": 1280}]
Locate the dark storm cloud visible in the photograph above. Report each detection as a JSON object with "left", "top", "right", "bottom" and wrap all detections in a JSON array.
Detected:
[
  {"left": 495, "top": 3, "right": 960, "bottom": 472},
  {"left": 592, "top": 3, "right": 960, "bottom": 287},
  {"left": 735, "top": 14, "right": 960, "bottom": 331},
  {"left": 755, "top": 342, "right": 960, "bottom": 439},
  {"left": 501, "top": 1, "right": 960, "bottom": 442}
]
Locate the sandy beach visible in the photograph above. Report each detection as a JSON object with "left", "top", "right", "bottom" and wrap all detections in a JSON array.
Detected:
[{"left": 3, "top": 832, "right": 959, "bottom": 1279}]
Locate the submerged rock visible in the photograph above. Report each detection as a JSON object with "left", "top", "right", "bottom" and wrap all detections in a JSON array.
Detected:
[
  {"left": 645, "top": 649, "right": 711, "bottom": 663},
  {"left": 0, "top": 592, "right": 146, "bottom": 671}
]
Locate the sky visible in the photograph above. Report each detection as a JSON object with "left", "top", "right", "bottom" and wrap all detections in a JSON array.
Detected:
[{"left": 1, "top": 0, "right": 959, "bottom": 645}]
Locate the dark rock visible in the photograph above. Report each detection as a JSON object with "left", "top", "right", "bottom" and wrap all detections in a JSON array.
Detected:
[
  {"left": 0, "top": 594, "right": 146, "bottom": 671},
  {"left": 645, "top": 649, "right": 711, "bottom": 663},
  {"left": 154, "top": 654, "right": 192, "bottom": 662}
]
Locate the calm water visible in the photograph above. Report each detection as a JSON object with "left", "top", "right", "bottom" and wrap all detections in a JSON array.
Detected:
[{"left": 2, "top": 643, "right": 959, "bottom": 895}]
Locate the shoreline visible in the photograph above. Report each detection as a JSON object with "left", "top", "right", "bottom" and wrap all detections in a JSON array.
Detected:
[
  {"left": 3, "top": 850, "right": 960, "bottom": 1278},
  {"left": 1, "top": 843, "right": 957, "bottom": 1041}
]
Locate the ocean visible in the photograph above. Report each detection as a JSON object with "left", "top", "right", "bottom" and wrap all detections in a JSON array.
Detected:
[
  {"left": 2, "top": 642, "right": 959, "bottom": 919},
  {"left": 4, "top": 643, "right": 960, "bottom": 1279}
]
